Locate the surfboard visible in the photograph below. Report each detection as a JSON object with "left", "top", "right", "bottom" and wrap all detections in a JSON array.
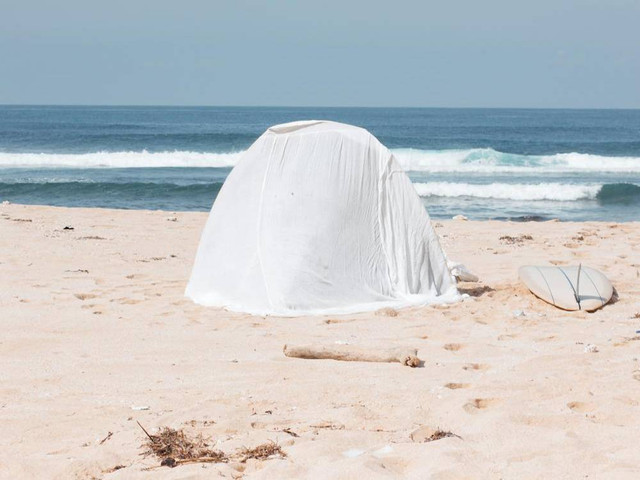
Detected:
[{"left": 518, "top": 265, "right": 613, "bottom": 312}]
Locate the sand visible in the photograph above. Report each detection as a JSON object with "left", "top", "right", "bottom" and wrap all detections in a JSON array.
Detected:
[{"left": 1, "top": 203, "right": 640, "bottom": 479}]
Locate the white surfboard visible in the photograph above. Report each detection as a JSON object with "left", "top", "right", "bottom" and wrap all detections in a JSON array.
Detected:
[{"left": 518, "top": 265, "right": 613, "bottom": 312}]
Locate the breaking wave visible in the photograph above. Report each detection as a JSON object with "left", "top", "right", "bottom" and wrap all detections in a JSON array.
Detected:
[
  {"left": 1, "top": 147, "right": 640, "bottom": 173},
  {"left": 413, "top": 182, "right": 640, "bottom": 203},
  {"left": 0, "top": 150, "right": 241, "bottom": 168},
  {"left": 392, "top": 148, "right": 640, "bottom": 173}
]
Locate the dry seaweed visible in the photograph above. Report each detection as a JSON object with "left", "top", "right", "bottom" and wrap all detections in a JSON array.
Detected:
[
  {"left": 426, "top": 429, "right": 460, "bottom": 442},
  {"left": 238, "top": 441, "right": 286, "bottom": 463},
  {"left": 138, "top": 422, "right": 286, "bottom": 469},
  {"left": 499, "top": 234, "right": 533, "bottom": 245},
  {"left": 138, "top": 422, "right": 227, "bottom": 467}
]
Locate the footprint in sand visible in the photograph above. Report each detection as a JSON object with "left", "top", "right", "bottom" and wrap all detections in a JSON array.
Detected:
[
  {"left": 549, "top": 260, "right": 567, "bottom": 265},
  {"left": 613, "top": 336, "right": 640, "bottom": 347},
  {"left": 445, "top": 383, "right": 470, "bottom": 390},
  {"left": 74, "top": 293, "right": 97, "bottom": 301},
  {"left": 567, "top": 401, "right": 597, "bottom": 413},
  {"left": 444, "top": 343, "right": 463, "bottom": 351},
  {"left": 114, "top": 298, "right": 142, "bottom": 305},
  {"left": 125, "top": 274, "right": 145, "bottom": 280},
  {"left": 632, "top": 370, "right": 640, "bottom": 382},
  {"left": 463, "top": 398, "right": 500, "bottom": 413}
]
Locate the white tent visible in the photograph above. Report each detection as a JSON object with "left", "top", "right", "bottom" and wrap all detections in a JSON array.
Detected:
[{"left": 186, "top": 120, "right": 458, "bottom": 316}]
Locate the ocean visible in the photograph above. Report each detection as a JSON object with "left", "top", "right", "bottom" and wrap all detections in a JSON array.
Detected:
[{"left": 1, "top": 105, "right": 639, "bottom": 221}]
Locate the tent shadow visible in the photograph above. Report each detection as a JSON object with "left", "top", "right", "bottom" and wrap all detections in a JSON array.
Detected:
[
  {"left": 609, "top": 287, "right": 620, "bottom": 305},
  {"left": 457, "top": 284, "right": 495, "bottom": 298}
]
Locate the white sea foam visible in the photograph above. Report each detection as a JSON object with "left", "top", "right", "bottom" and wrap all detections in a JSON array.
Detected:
[
  {"left": 392, "top": 148, "right": 640, "bottom": 173},
  {"left": 0, "top": 150, "right": 242, "bottom": 168},
  {"left": 1, "top": 147, "right": 640, "bottom": 173},
  {"left": 412, "top": 182, "right": 603, "bottom": 201}
]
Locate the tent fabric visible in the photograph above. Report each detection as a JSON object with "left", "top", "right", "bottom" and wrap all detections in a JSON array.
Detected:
[{"left": 186, "top": 120, "right": 458, "bottom": 316}]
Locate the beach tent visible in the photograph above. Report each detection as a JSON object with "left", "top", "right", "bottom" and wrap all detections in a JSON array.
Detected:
[{"left": 186, "top": 120, "right": 457, "bottom": 315}]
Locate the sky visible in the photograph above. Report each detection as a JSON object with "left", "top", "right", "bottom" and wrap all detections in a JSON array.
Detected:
[{"left": 1, "top": 0, "right": 639, "bottom": 108}]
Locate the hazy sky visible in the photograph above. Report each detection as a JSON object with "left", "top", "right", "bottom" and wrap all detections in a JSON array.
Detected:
[{"left": 1, "top": 0, "right": 639, "bottom": 107}]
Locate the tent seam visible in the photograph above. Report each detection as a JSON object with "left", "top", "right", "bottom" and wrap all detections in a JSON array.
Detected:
[
  {"left": 256, "top": 134, "right": 281, "bottom": 309},
  {"left": 377, "top": 150, "right": 397, "bottom": 296}
]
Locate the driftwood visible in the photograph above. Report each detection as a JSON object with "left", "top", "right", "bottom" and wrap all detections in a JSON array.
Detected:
[{"left": 283, "top": 344, "right": 421, "bottom": 367}]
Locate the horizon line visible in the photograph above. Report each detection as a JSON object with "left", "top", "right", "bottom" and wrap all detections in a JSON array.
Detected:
[{"left": 1, "top": 103, "right": 640, "bottom": 111}]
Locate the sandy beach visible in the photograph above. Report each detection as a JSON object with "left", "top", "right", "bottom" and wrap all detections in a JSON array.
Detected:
[{"left": 2, "top": 202, "right": 640, "bottom": 479}]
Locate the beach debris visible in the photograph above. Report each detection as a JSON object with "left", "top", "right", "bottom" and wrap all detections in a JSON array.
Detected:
[
  {"left": 512, "top": 309, "right": 527, "bottom": 318},
  {"left": 132, "top": 405, "right": 150, "bottom": 411},
  {"left": 310, "top": 421, "right": 344, "bottom": 430},
  {"left": 63, "top": 225, "right": 74, "bottom": 230},
  {"left": 238, "top": 441, "right": 286, "bottom": 463},
  {"left": 12, "top": 218, "right": 32, "bottom": 222},
  {"left": 410, "top": 426, "right": 460, "bottom": 443},
  {"left": 167, "top": 217, "right": 178, "bottom": 222},
  {"left": 283, "top": 344, "right": 421, "bottom": 367},
  {"left": 104, "top": 465, "right": 126, "bottom": 473},
  {"left": 1, "top": 200, "right": 10, "bottom": 205},
  {"left": 282, "top": 428, "right": 299, "bottom": 437},
  {"left": 448, "top": 261, "right": 479, "bottom": 282},
  {"left": 375, "top": 307, "right": 398, "bottom": 317},
  {"left": 138, "top": 422, "right": 228, "bottom": 468},
  {"left": 452, "top": 214, "right": 468, "bottom": 221},
  {"left": 584, "top": 344, "right": 599, "bottom": 353},
  {"left": 99, "top": 431, "right": 113, "bottom": 445},
  {"left": 138, "top": 421, "right": 286, "bottom": 469},
  {"left": 77, "top": 235, "right": 106, "bottom": 240},
  {"left": 499, "top": 234, "right": 533, "bottom": 245}
]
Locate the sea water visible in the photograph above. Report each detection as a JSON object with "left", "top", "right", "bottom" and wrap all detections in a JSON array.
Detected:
[{"left": 1, "top": 105, "right": 639, "bottom": 221}]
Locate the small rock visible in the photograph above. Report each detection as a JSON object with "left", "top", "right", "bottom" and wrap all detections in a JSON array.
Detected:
[
  {"left": 452, "top": 214, "right": 468, "bottom": 221},
  {"left": 584, "top": 344, "right": 599, "bottom": 353},
  {"left": 167, "top": 217, "right": 178, "bottom": 222},
  {"left": 512, "top": 310, "right": 526, "bottom": 317}
]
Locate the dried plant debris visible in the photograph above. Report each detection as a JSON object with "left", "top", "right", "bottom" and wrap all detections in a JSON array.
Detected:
[
  {"left": 104, "top": 465, "right": 126, "bottom": 473},
  {"left": 238, "top": 442, "right": 287, "bottom": 463},
  {"left": 499, "top": 234, "right": 533, "bottom": 245},
  {"left": 426, "top": 430, "right": 460, "bottom": 442},
  {"left": 139, "top": 423, "right": 227, "bottom": 467},
  {"left": 138, "top": 422, "right": 286, "bottom": 468},
  {"left": 410, "top": 426, "right": 461, "bottom": 443}
]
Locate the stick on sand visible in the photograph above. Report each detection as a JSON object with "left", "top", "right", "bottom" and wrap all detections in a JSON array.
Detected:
[{"left": 283, "top": 344, "right": 421, "bottom": 367}]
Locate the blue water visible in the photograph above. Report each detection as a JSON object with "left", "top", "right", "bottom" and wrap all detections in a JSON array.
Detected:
[{"left": 1, "top": 105, "right": 639, "bottom": 221}]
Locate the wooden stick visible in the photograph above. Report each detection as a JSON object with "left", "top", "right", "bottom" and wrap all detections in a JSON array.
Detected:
[
  {"left": 136, "top": 421, "right": 155, "bottom": 442},
  {"left": 283, "top": 344, "right": 421, "bottom": 367}
]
